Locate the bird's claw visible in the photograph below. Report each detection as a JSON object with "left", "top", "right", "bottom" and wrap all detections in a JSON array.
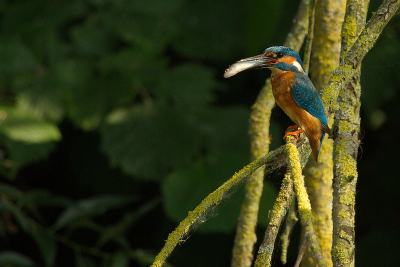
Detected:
[{"left": 283, "top": 125, "right": 304, "bottom": 141}]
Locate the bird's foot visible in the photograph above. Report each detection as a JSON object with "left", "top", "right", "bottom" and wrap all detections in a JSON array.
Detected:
[{"left": 283, "top": 125, "right": 304, "bottom": 141}]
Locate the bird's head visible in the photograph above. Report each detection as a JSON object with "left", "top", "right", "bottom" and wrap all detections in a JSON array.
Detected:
[{"left": 224, "top": 46, "right": 305, "bottom": 78}]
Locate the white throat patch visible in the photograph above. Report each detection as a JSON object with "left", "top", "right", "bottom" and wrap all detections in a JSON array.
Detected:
[{"left": 293, "top": 61, "right": 304, "bottom": 72}]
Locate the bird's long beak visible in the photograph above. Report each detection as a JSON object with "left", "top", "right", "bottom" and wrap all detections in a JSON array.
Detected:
[{"left": 224, "top": 54, "right": 277, "bottom": 78}]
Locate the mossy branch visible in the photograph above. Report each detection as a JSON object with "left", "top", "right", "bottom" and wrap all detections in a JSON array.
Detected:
[
  {"left": 322, "top": 0, "right": 400, "bottom": 112},
  {"left": 253, "top": 173, "right": 294, "bottom": 267},
  {"left": 254, "top": 133, "right": 314, "bottom": 267},
  {"left": 331, "top": 0, "right": 369, "bottom": 266},
  {"left": 231, "top": 81, "right": 275, "bottom": 267},
  {"left": 285, "top": 136, "right": 327, "bottom": 267},
  {"left": 151, "top": 138, "right": 310, "bottom": 267},
  {"left": 280, "top": 195, "right": 298, "bottom": 264},
  {"left": 285, "top": 0, "right": 310, "bottom": 52},
  {"left": 302, "top": 0, "right": 345, "bottom": 266}
]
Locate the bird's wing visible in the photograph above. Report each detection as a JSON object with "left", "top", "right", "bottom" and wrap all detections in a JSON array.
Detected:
[{"left": 291, "top": 72, "right": 330, "bottom": 134}]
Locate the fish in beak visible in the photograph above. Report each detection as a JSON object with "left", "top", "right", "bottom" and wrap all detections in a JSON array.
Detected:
[{"left": 224, "top": 54, "right": 278, "bottom": 78}]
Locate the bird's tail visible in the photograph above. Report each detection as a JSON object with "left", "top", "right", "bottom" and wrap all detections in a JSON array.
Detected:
[{"left": 310, "top": 131, "right": 325, "bottom": 162}]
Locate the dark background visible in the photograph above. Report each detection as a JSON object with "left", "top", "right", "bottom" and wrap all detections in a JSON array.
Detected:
[{"left": 0, "top": 0, "right": 399, "bottom": 266}]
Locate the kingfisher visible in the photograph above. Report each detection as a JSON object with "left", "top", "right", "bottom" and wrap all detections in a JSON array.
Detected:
[{"left": 224, "top": 46, "right": 330, "bottom": 162}]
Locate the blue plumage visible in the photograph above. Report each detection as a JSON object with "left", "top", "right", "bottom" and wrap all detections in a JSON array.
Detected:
[
  {"left": 291, "top": 72, "right": 329, "bottom": 159},
  {"left": 291, "top": 72, "right": 329, "bottom": 129}
]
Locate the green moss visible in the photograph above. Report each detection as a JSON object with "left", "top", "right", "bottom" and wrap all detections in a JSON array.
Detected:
[
  {"left": 337, "top": 209, "right": 351, "bottom": 218},
  {"left": 334, "top": 138, "right": 358, "bottom": 181},
  {"left": 332, "top": 241, "right": 353, "bottom": 264},
  {"left": 339, "top": 189, "right": 355, "bottom": 205},
  {"left": 337, "top": 120, "right": 352, "bottom": 133},
  {"left": 341, "top": 15, "right": 358, "bottom": 56}
]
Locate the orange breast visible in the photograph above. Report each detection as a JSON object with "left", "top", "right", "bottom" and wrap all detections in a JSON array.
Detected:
[{"left": 271, "top": 72, "right": 322, "bottom": 142}]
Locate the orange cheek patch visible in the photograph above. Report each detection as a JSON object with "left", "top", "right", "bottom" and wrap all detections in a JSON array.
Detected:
[{"left": 280, "top": 57, "right": 296, "bottom": 64}]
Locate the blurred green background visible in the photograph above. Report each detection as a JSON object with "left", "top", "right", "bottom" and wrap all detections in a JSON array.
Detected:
[{"left": 0, "top": 0, "right": 399, "bottom": 266}]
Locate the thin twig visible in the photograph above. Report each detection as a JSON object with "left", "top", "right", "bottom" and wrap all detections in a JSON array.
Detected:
[
  {"left": 280, "top": 195, "right": 298, "bottom": 264},
  {"left": 253, "top": 173, "right": 293, "bottom": 267},
  {"left": 294, "top": 238, "right": 309, "bottom": 267},
  {"left": 302, "top": 0, "right": 317, "bottom": 74}
]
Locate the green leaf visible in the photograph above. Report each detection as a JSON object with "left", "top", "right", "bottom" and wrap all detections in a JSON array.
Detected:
[
  {"left": 101, "top": 103, "right": 203, "bottom": 180},
  {"left": 0, "top": 251, "right": 35, "bottom": 267},
  {"left": 97, "top": 48, "right": 166, "bottom": 96},
  {"left": 0, "top": 201, "right": 31, "bottom": 232},
  {"left": 201, "top": 107, "right": 250, "bottom": 153},
  {"left": 162, "top": 149, "right": 249, "bottom": 233},
  {"left": 156, "top": 64, "right": 219, "bottom": 111},
  {"left": 75, "top": 253, "right": 97, "bottom": 267},
  {"left": 0, "top": 41, "right": 37, "bottom": 73},
  {"left": 0, "top": 138, "right": 56, "bottom": 178},
  {"left": 52, "top": 59, "right": 103, "bottom": 129},
  {"left": 0, "top": 183, "right": 24, "bottom": 200},
  {"left": 0, "top": 106, "right": 61, "bottom": 144},
  {"left": 101, "top": 62, "right": 224, "bottom": 180},
  {"left": 54, "top": 52, "right": 163, "bottom": 130},
  {"left": 244, "top": 0, "right": 286, "bottom": 54},
  {"left": 131, "top": 0, "right": 184, "bottom": 15},
  {"left": 24, "top": 190, "right": 73, "bottom": 208},
  {"left": 107, "top": 2, "right": 179, "bottom": 54},
  {"left": 16, "top": 89, "right": 65, "bottom": 123},
  {"left": 173, "top": 0, "right": 244, "bottom": 62},
  {"left": 31, "top": 227, "right": 57, "bottom": 267},
  {"left": 111, "top": 252, "right": 129, "bottom": 267},
  {"left": 16, "top": 190, "right": 72, "bottom": 218},
  {"left": 54, "top": 195, "right": 137, "bottom": 229},
  {"left": 0, "top": 105, "right": 61, "bottom": 178},
  {"left": 1, "top": 0, "right": 86, "bottom": 37},
  {"left": 71, "top": 13, "right": 117, "bottom": 56}
]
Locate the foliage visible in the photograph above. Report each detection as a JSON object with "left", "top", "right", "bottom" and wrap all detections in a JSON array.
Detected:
[{"left": 1, "top": 0, "right": 400, "bottom": 266}]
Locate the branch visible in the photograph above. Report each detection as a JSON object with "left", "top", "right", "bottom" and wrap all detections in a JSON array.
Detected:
[
  {"left": 286, "top": 136, "right": 327, "bottom": 267},
  {"left": 285, "top": 0, "right": 310, "bottom": 51},
  {"left": 322, "top": 0, "right": 400, "bottom": 112},
  {"left": 301, "top": 0, "right": 346, "bottom": 265},
  {"left": 272, "top": 0, "right": 400, "bottom": 172},
  {"left": 302, "top": 0, "right": 317, "bottom": 74},
  {"left": 280, "top": 195, "right": 298, "bottom": 264},
  {"left": 253, "top": 173, "right": 293, "bottom": 267},
  {"left": 331, "top": 0, "right": 369, "bottom": 266},
  {"left": 151, "top": 138, "right": 309, "bottom": 267},
  {"left": 231, "top": 87, "right": 274, "bottom": 267},
  {"left": 295, "top": 239, "right": 309, "bottom": 267},
  {"left": 254, "top": 133, "right": 315, "bottom": 267}
]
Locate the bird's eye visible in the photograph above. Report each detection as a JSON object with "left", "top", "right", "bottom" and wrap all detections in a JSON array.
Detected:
[{"left": 276, "top": 52, "right": 284, "bottom": 58}]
